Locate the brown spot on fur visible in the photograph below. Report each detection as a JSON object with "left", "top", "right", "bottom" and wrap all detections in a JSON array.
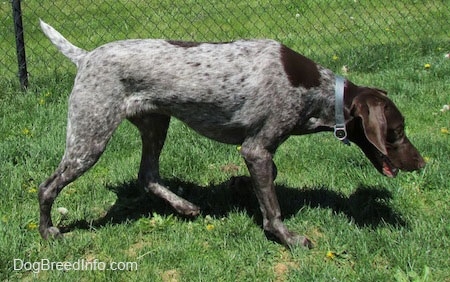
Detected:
[
  {"left": 166, "top": 40, "right": 201, "bottom": 48},
  {"left": 166, "top": 40, "right": 235, "bottom": 48},
  {"left": 280, "top": 45, "right": 321, "bottom": 88}
]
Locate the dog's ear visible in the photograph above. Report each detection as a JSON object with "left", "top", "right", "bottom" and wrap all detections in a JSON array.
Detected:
[{"left": 351, "top": 94, "right": 388, "bottom": 155}]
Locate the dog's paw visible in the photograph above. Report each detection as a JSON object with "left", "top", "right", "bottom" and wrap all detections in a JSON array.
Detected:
[
  {"left": 284, "top": 233, "right": 314, "bottom": 250},
  {"left": 176, "top": 202, "right": 200, "bottom": 217},
  {"left": 296, "top": 235, "right": 314, "bottom": 249},
  {"left": 40, "top": 226, "right": 63, "bottom": 240}
]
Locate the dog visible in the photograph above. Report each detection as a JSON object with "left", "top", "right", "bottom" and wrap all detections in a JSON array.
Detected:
[{"left": 38, "top": 20, "right": 425, "bottom": 248}]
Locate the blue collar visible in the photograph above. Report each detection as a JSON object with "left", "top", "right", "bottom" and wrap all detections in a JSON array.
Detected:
[{"left": 334, "top": 76, "right": 350, "bottom": 145}]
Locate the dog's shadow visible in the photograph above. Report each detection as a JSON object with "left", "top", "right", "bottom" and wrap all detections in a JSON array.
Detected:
[{"left": 61, "top": 176, "right": 406, "bottom": 234}]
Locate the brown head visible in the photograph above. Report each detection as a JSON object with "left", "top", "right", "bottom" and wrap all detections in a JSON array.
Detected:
[{"left": 345, "top": 85, "right": 425, "bottom": 177}]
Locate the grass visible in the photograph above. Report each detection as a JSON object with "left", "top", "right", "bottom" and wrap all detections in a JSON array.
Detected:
[{"left": 1, "top": 1, "right": 450, "bottom": 281}]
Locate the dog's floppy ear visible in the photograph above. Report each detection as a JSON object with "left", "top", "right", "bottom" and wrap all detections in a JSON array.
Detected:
[{"left": 351, "top": 94, "right": 388, "bottom": 155}]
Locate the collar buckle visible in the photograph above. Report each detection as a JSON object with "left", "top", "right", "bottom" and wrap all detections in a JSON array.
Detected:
[
  {"left": 334, "top": 125, "right": 350, "bottom": 145},
  {"left": 334, "top": 76, "right": 350, "bottom": 146}
]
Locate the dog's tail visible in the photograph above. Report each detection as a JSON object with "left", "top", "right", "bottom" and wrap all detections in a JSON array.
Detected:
[{"left": 39, "top": 19, "right": 87, "bottom": 67}]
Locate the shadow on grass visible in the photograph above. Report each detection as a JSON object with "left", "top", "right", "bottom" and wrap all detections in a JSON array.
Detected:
[{"left": 60, "top": 176, "right": 406, "bottom": 234}]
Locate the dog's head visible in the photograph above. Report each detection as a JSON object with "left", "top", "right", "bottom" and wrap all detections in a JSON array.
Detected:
[{"left": 346, "top": 89, "right": 425, "bottom": 177}]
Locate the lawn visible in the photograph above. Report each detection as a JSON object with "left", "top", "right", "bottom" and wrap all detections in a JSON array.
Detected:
[{"left": 1, "top": 1, "right": 449, "bottom": 281}]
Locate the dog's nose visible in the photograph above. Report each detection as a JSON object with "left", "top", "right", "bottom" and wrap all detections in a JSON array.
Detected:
[
  {"left": 401, "top": 154, "right": 426, "bottom": 172},
  {"left": 417, "top": 156, "right": 426, "bottom": 169}
]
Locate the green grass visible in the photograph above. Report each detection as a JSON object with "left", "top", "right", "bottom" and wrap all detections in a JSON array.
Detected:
[{"left": 1, "top": 1, "right": 450, "bottom": 281}]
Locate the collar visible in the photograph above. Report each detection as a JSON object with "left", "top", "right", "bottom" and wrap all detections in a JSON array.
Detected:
[{"left": 334, "top": 75, "right": 350, "bottom": 145}]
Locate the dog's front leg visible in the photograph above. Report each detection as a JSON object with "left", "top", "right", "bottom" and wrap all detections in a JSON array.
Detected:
[{"left": 240, "top": 143, "right": 312, "bottom": 249}]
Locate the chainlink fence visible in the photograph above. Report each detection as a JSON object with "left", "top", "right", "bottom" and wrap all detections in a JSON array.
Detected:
[{"left": 1, "top": 0, "right": 449, "bottom": 87}]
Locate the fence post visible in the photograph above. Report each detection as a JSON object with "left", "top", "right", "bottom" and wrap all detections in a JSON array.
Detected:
[{"left": 12, "top": 0, "right": 28, "bottom": 90}]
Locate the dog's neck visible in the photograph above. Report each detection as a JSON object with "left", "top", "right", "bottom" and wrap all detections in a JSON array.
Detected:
[{"left": 291, "top": 72, "right": 356, "bottom": 136}]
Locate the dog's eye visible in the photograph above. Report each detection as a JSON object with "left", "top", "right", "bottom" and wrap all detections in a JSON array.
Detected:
[
  {"left": 387, "top": 126, "right": 404, "bottom": 143},
  {"left": 386, "top": 132, "right": 396, "bottom": 143}
]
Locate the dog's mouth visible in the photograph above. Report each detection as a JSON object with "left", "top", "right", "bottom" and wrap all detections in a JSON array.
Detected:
[{"left": 380, "top": 153, "right": 398, "bottom": 177}]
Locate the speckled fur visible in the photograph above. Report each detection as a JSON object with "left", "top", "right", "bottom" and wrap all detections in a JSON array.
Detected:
[{"left": 38, "top": 20, "right": 424, "bottom": 248}]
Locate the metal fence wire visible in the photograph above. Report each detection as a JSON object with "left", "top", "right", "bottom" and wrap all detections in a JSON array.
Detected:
[{"left": 1, "top": 0, "right": 449, "bottom": 86}]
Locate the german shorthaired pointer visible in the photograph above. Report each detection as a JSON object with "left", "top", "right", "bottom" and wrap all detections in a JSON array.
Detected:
[{"left": 39, "top": 20, "right": 425, "bottom": 248}]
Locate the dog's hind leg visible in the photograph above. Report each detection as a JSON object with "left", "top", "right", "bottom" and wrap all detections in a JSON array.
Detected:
[
  {"left": 129, "top": 114, "right": 200, "bottom": 216},
  {"left": 39, "top": 101, "right": 123, "bottom": 239}
]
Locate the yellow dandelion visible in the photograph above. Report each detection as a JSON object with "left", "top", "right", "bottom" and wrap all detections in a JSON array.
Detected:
[
  {"left": 423, "top": 156, "right": 430, "bottom": 163},
  {"left": 27, "top": 188, "right": 37, "bottom": 194},
  {"left": 22, "top": 128, "right": 30, "bottom": 135},
  {"left": 332, "top": 55, "right": 339, "bottom": 61},
  {"left": 326, "top": 251, "right": 336, "bottom": 259},
  {"left": 206, "top": 224, "right": 215, "bottom": 231},
  {"left": 236, "top": 145, "right": 242, "bottom": 152},
  {"left": 441, "top": 127, "right": 449, "bottom": 134},
  {"left": 26, "top": 222, "right": 38, "bottom": 231},
  {"left": 39, "top": 98, "right": 45, "bottom": 105},
  {"left": 424, "top": 63, "right": 431, "bottom": 69}
]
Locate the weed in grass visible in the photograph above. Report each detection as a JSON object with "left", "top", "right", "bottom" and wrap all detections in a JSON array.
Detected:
[{"left": 394, "top": 266, "right": 432, "bottom": 282}]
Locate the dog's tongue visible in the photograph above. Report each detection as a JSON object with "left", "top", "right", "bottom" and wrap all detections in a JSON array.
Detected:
[{"left": 382, "top": 161, "right": 398, "bottom": 177}]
